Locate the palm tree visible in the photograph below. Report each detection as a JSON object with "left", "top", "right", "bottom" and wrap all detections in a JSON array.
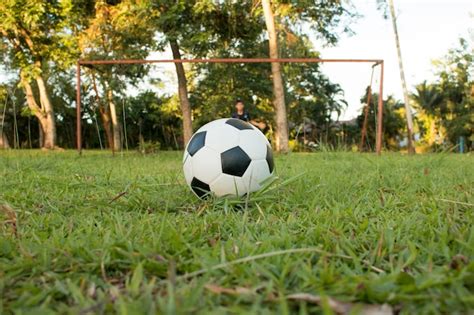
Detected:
[
  {"left": 411, "top": 81, "right": 444, "bottom": 145},
  {"left": 388, "top": 0, "right": 416, "bottom": 154}
]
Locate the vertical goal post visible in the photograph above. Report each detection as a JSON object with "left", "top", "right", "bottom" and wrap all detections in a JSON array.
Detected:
[{"left": 76, "top": 58, "right": 384, "bottom": 155}]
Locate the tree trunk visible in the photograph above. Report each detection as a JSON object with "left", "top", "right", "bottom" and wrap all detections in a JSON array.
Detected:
[
  {"left": 389, "top": 0, "right": 415, "bottom": 154},
  {"left": 92, "top": 74, "right": 114, "bottom": 150},
  {"left": 428, "top": 116, "right": 437, "bottom": 146},
  {"left": 261, "top": 0, "right": 289, "bottom": 153},
  {"left": 4, "top": 34, "right": 55, "bottom": 149},
  {"left": 39, "top": 123, "right": 44, "bottom": 147},
  {"left": 99, "top": 107, "right": 114, "bottom": 150},
  {"left": 0, "top": 110, "right": 9, "bottom": 148},
  {"left": 0, "top": 131, "right": 9, "bottom": 149},
  {"left": 36, "top": 75, "right": 56, "bottom": 149},
  {"left": 22, "top": 76, "right": 52, "bottom": 149},
  {"left": 107, "top": 90, "right": 122, "bottom": 152},
  {"left": 359, "top": 87, "right": 372, "bottom": 152},
  {"left": 169, "top": 39, "right": 193, "bottom": 146}
]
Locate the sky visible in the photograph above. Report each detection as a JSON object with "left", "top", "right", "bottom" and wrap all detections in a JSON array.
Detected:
[{"left": 316, "top": 0, "right": 473, "bottom": 119}]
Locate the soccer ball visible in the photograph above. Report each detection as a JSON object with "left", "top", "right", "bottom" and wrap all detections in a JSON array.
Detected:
[{"left": 183, "top": 118, "right": 275, "bottom": 199}]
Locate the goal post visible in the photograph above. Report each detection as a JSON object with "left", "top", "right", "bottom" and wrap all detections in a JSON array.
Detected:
[{"left": 75, "top": 58, "right": 384, "bottom": 155}]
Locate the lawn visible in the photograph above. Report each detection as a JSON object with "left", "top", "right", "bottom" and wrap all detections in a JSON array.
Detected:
[{"left": 0, "top": 151, "right": 473, "bottom": 314}]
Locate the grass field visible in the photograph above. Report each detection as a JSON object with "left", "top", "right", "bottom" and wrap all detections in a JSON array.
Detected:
[{"left": 0, "top": 151, "right": 473, "bottom": 314}]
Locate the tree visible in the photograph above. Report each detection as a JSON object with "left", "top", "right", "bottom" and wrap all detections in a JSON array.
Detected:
[
  {"left": 410, "top": 39, "right": 473, "bottom": 151},
  {"left": 151, "top": 0, "right": 195, "bottom": 145},
  {"left": 188, "top": 0, "right": 353, "bottom": 149},
  {"left": 259, "top": 0, "right": 354, "bottom": 152},
  {"left": 150, "top": 0, "right": 353, "bottom": 151},
  {"left": 191, "top": 29, "right": 347, "bottom": 149},
  {"left": 151, "top": 0, "right": 267, "bottom": 146},
  {"left": 79, "top": 0, "right": 156, "bottom": 151},
  {"left": 411, "top": 81, "right": 444, "bottom": 146},
  {"left": 261, "top": 0, "right": 289, "bottom": 153},
  {"left": 0, "top": 0, "right": 78, "bottom": 148},
  {"left": 0, "top": 0, "right": 357, "bottom": 151},
  {"left": 387, "top": 0, "right": 415, "bottom": 154},
  {"left": 170, "top": 39, "right": 193, "bottom": 145},
  {"left": 0, "top": 81, "right": 40, "bottom": 148},
  {"left": 432, "top": 38, "right": 473, "bottom": 148},
  {"left": 123, "top": 91, "right": 182, "bottom": 150},
  {"left": 356, "top": 93, "right": 406, "bottom": 150},
  {"left": 0, "top": 85, "right": 11, "bottom": 149}
]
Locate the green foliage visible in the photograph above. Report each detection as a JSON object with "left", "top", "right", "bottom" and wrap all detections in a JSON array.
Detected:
[
  {"left": 191, "top": 29, "right": 348, "bottom": 145},
  {"left": 411, "top": 81, "right": 445, "bottom": 147},
  {"left": 0, "top": 151, "right": 473, "bottom": 313},
  {"left": 0, "top": 0, "right": 435, "bottom": 152},
  {"left": 150, "top": 0, "right": 356, "bottom": 148},
  {"left": 352, "top": 92, "right": 406, "bottom": 150},
  {"left": 80, "top": 0, "right": 156, "bottom": 61},
  {"left": 433, "top": 38, "right": 473, "bottom": 146},
  {"left": 0, "top": 82, "right": 38, "bottom": 148},
  {"left": 0, "top": 0, "right": 81, "bottom": 75},
  {"left": 271, "top": 0, "right": 357, "bottom": 45},
  {"left": 124, "top": 91, "right": 182, "bottom": 150},
  {"left": 412, "top": 38, "right": 473, "bottom": 149},
  {"left": 139, "top": 140, "right": 161, "bottom": 154},
  {"left": 151, "top": 0, "right": 264, "bottom": 56},
  {"left": 411, "top": 81, "right": 444, "bottom": 116},
  {"left": 0, "top": 0, "right": 96, "bottom": 148},
  {"left": 79, "top": 0, "right": 157, "bottom": 96}
]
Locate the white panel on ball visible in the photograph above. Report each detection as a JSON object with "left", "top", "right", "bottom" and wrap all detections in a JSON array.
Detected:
[
  {"left": 205, "top": 124, "right": 240, "bottom": 152},
  {"left": 241, "top": 159, "right": 272, "bottom": 192},
  {"left": 195, "top": 118, "right": 227, "bottom": 133},
  {"left": 238, "top": 129, "right": 268, "bottom": 160},
  {"left": 191, "top": 146, "right": 222, "bottom": 184},
  {"left": 210, "top": 174, "right": 247, "bottom": 197},
  {"left": 250, "top": 124, "right": 270, "bottom": 144},
  {"left": 183, "top": 156, "right": 193, "bottom": 185}
]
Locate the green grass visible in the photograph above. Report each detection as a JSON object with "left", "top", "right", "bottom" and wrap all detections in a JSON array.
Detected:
[{"left": 0, "top": 150, "right": 473, "bottom": 314}]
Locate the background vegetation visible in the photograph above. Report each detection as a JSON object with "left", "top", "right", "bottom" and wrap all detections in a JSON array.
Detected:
[{"left": 1, "top": 0, "right": 472, "bottom": 152}]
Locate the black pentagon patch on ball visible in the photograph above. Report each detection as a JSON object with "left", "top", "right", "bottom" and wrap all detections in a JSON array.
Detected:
[
  {"left": 187, "top": 131, "right": 206, "bottom": 156},
  {"left": 226, "top": 118, "right": 253, "bottom": 130},
  {"left": 266, "top": 145, "right": 274, "bottom": 173},
  {"left": 191, "top": 177, "right": 210, "bottom": 199},
  {"left": 221, "top": 146, "right": 251, "bottom": 177}
]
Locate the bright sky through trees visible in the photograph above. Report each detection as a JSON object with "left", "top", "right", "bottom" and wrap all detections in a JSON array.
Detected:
[{"left": 318, "top": 0, "right": 472, "bottom": 119}]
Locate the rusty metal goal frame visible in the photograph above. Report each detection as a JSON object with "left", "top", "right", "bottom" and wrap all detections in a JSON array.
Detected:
[{"left": 76, "top": 58, "right": 384, "bottom": 154}]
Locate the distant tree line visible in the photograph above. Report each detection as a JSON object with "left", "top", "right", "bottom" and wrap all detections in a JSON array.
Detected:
[{"left": 0, "top": 1, "right": 471, "bottom": 152}]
